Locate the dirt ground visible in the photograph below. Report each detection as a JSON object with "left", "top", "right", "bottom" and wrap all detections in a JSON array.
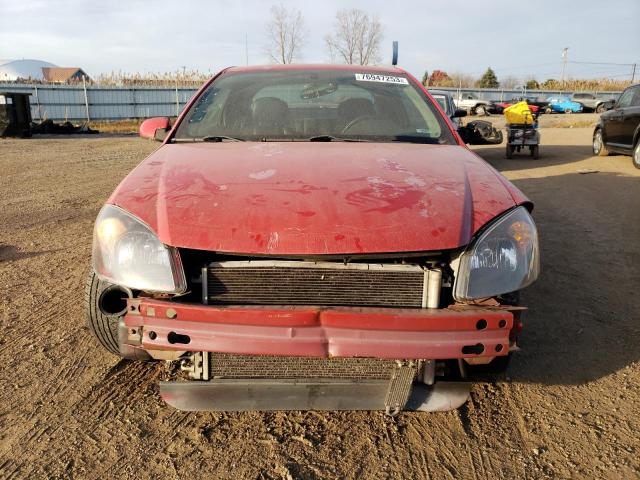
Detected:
[{"left": 0, "top": 123, "right": 638, "bottom": 479}]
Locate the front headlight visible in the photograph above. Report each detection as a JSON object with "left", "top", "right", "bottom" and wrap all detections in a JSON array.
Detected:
[
  {"left": 454, "top": 206, "right": 539, "bottom": 301},
  {"left": 92, "top": 204, "right": 187, "bottom": 293}
]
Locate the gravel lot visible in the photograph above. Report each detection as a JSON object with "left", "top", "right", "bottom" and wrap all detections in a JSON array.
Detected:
[{"left": 0, "top": 124, "right": 638, "bottom": 479}]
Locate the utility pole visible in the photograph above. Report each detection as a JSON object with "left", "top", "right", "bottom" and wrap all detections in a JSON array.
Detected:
[
  {"left": 632, "top": 63, "right": 637, "bottom": 83},
  {"left": 560, "top": 47, "right": 569, "bottom": 87}
]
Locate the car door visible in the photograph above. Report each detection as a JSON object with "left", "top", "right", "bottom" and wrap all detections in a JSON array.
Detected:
[
  {"left": 448, "top": 96, "right": 462, "bottom": 129},
  {"left": 606, "top": 87, "right": 636, "bottom": 146},
  {"left": 619, "top": 86, "right": 640, "bottom": 148}
]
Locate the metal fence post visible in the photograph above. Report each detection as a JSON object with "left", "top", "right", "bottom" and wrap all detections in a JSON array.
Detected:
[
  {"left": 33, "top": 85, "right": 42, "bottom": 120},
  {"left": 131, "top": 87, "right": 136, "bottom": 119},
  {"left": 82, "top": 75, "right": 90, "bottom": 122},
  {"left": 175, "top": 80, "right": 180, "bottom": 117}
]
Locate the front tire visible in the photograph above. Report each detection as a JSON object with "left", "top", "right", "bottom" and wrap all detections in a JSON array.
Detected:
[
  {"left": 506, "top": 144, "right": 514, "bottom": 159},
  {"left": 475, "top": 104, "right": 487, "bottom": 116},
  {"left": 85, "top": 271, "right": 129, "bottom": 356},
  {"left": 530, "top": 145, "right": 539, "bottom": 159},
  {"left": 595, "top": 103, "right": 606, "bottom": 114},
  {"left": 633, "top": 141, "right": 640, "bottom": 169},
  {"left": 593, "top": 129, "right": 609, "bottom": 156}
]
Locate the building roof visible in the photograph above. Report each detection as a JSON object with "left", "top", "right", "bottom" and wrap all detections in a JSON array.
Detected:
[
  {"left": 41, "top": 67, "right": 88, "bottom": 82},
  {"left": 0, "top": 59, "right": 58, "bottom": 81}
]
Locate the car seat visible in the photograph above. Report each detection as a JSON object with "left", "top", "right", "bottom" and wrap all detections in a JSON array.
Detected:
[{"left": 251, "top": 97, "right": 294, "bottom": 136}]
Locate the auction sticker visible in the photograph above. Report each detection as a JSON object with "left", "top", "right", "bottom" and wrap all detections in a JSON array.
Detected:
[{"left": 355, "top": 73, "right": 409, "bottom": 85}]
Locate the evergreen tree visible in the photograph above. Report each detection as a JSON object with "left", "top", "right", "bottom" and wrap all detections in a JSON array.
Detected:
[
  {"left": 478, "top": 67, "right": 499, "bottom": 88},
  {"left": 421, "top": 71, "right": 429, "bottom": 86}
]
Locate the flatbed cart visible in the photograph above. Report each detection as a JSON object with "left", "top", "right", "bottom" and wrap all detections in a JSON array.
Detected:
[{"left": 506, "top": 122, "right": 540, "bottom": 159}]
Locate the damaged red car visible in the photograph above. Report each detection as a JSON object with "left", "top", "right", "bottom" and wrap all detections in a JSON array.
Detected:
[{"left": 86, "top": 65, "right": 540, "bottom": 415}]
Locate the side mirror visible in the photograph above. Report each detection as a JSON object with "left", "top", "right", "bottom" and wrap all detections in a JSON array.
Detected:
[
  {"left": 453, "top": 109, "right": 467, "bottom": 118},
  {"left": 139, "top": 117, "right": 170, "bottom": 141}
]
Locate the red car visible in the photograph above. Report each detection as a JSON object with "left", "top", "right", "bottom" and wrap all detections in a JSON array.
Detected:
[
  {"left": 87, "top": 65, "right": 540, "bottom": 415},
  {"left": 493, "top": 99, "right": 540, "bottom": 115}
]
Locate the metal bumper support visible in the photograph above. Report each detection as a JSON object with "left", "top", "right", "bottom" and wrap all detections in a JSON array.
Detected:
[{"left": 124, "top": 299, "right": 515, "bottom": 360}]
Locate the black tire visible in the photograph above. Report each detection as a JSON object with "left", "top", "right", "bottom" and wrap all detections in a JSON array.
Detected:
[
  {"left": 85, "top": 271, "right": 128, "bottom": 356},
  {"left": 593, "top": 129, "right": 609, "bottom": 156},
  {"left": 530, "top": 145, "right": 539, "bottom": 159},
  {"left": 506, "top": 144, "right": 514, "bottom": 159},
  {"left": 475, "top": 104, "right": 487, "bottom": 116},
  {"left": 564, "top": 108, "right": 572, "bottom": 114},
  {"left": 544, "top": 106, "right": 552, "bottom": 114},
  {"left": 595, "top": 103, "right": 606, "bottom": 114},
  {"left": 633, "top": 141, "right": 640, "bottom": 170}
]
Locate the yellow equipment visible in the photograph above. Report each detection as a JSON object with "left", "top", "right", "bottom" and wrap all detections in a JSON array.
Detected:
[{"left": 504, "top": 101, "right": 535, "bottom": 125}]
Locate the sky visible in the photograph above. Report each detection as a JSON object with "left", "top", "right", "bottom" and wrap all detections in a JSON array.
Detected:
[{"left": 1, "top": 0, "right": 639, "bottom": 82}]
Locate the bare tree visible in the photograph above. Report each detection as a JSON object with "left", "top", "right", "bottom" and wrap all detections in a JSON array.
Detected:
[
  {"left": 325, "top": 9, "right": 383, "bottom": 65},
  {"left": 265, "top": 4, "right": 306, "bottom": 64},
  {"left": 500, "top": 75, "right": 519, "bottom": 89},
  {"left": 447, "top": 72, "right": 475, "bottom": 88}
]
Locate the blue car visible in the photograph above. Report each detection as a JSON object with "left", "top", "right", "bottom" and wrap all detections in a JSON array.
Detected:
[{"left": 545, "top": 96, "right": 583, "bottom": 114}]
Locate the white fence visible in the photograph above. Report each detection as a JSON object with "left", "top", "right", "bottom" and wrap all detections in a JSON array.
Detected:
[
  {"left": 0, "top": 83, "right": 198, "bottom": 121},
  {"left": 0, "top": 83, "right": 622, "bottom": 121}
]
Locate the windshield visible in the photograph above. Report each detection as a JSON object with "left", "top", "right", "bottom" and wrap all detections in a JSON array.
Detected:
[{"left": 174, "top": 70, "right": 455, "bottom": 144}]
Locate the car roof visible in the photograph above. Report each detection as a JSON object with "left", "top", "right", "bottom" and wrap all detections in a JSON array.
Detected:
[
  {"left": 225, "top": 64, "right": 408, "bottom": 75},
  {"left": 427, "top": 89, "right": 451, "bottom": 96}
]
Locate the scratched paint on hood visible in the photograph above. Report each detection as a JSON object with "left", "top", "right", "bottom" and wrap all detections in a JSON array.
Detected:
[{"left": 108, "top": 142, "right": 528, "bottom": 255}]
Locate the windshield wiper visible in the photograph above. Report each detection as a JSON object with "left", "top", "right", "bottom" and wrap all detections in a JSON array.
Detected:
[
  {"left": 171, "top": 135, "right": 245, "bottom": 143},
  {"left": 306, "top": 135, "right": 371, "bottom": 142},
  {"left": 201, "top": 135, "right": 245, "bottom": 142},
  {"left": 391, "top": 135, "right": 441, "bottom": 144}
]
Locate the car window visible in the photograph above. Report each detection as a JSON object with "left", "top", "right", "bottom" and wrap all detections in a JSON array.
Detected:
[
  {"left": 629, "top": 87, "right": 640, "bottom": 107},
  {"left": 432, "top": 95, "right": 448, "bottom": 113},
  {"left": 175, "top": 70, "right": 455, "bottom": 144},
  {"left": 616, "top": 88, "right": 635, "bottom": 108}
]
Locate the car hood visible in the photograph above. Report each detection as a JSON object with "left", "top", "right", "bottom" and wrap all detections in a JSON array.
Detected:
[{"left": 109, "top": 142, "right": 527, "bottom": 255}]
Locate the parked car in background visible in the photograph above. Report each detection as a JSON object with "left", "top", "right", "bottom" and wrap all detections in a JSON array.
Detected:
[
  {"left": 593, "top": 83, "right": 640, "bottom": 169},
  {"left": 87, "top": 64, "right": 540, "bottom": 415},
  {"left": 454, "top": 92, "right": 490, "bottom": 115},
  {"left": 571, "top": 92, "right": 615, "bottom": 113},
  {"left": 489, "top": 96, "right": 549, "bottom": 115},
  {"left": 545, "top": 96, "right": 583, "bottom": 114},
  {"left": 429, "top": 89, "right": 467, "bottom": 129}
]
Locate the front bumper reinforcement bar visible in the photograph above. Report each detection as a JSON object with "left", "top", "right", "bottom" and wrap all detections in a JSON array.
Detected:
[{"left": 124, "top": 299, "right": 516, "bottom": 360}]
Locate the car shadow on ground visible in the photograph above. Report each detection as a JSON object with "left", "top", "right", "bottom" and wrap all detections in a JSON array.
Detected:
[
  {"left": 494, "top": 171, "right": 640, "bottom": 385},
  {"left": 471, "top": 143, "right": 598, "bottom": 171}
]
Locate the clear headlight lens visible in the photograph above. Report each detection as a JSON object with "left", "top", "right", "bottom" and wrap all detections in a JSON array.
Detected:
[
  {"left": 92, "top": 205, "right": 186, "bottom": 293},
  {"left": 454, "top": 206, "right": 539, "bottom": 301}
]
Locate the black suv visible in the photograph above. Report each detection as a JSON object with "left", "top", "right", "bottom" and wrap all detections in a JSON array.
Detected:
[{"left": 593, "top": 84, "right": 640, "bottom": 169}]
